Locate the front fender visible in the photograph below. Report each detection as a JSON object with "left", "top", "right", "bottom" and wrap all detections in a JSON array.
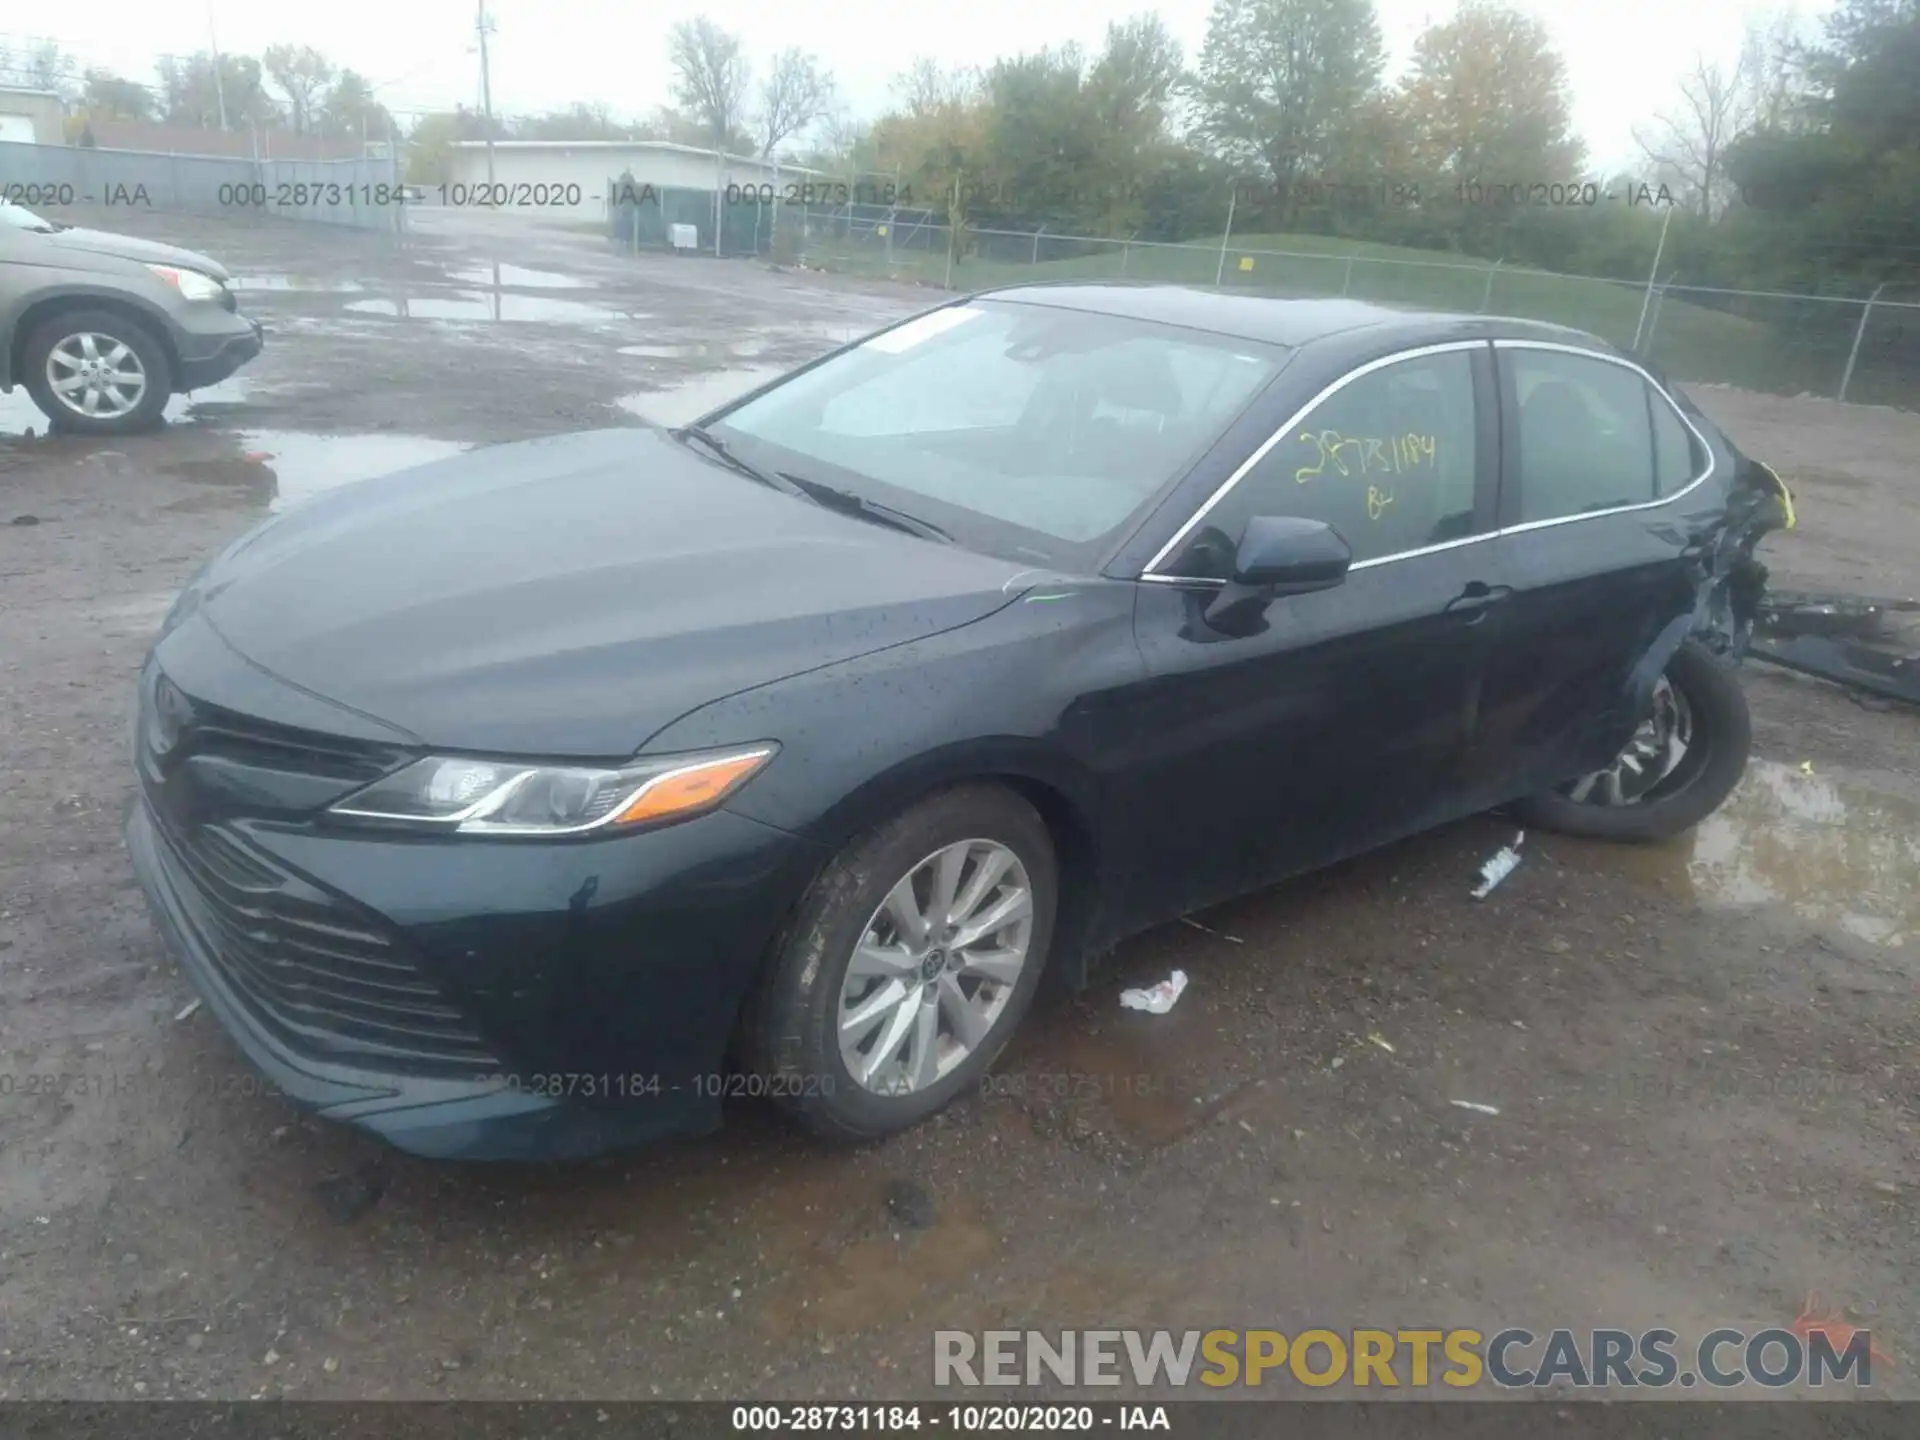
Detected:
[{"left": 2, "top": 281, "right": 182, "bottom": 387}]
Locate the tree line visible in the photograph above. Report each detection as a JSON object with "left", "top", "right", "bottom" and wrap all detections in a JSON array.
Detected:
[{"left": 7, "top": 0, "right": 1912, "bottom": 296}]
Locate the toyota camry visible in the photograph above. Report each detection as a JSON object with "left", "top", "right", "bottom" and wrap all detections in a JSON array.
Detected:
[{"left": 126, "top": 284, "right": 1794, "bottom": 1159}]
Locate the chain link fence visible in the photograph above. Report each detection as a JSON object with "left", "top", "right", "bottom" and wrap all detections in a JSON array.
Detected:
[{"left": 609, "top": 190, "right": 1914, "bottom": 411}]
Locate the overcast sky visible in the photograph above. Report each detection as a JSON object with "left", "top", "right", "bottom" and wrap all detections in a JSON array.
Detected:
[{"left": 20, "top": 0, "right": 1821, "bottom": 175}]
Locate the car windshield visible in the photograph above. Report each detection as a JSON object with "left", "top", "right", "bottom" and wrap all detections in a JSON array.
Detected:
[
  {"left": 708, "top": 299, "right": 1286, "bottom": 567},
  {"left": 0, "top": 201, "right": 57, "bottom": 232}
]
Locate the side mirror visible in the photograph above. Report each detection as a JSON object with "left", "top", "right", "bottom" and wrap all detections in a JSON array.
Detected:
[
  {"left": 1230, "top": 516, "right": 1352, "bottom": 593},
  {"left": 1200, "top": 517, "right": 1351, "bottom": 638}
]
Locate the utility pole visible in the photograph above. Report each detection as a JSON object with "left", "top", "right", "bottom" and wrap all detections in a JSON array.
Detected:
[
  {"left": 209, "top": 11, "right": 229, "bottom": 131},
  {"left": 475, "top": 0, "right": 497, "bottom": 183}
]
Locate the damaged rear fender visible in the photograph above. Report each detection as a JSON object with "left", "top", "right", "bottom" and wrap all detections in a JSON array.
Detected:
[
  {"left": 1616, "top": 458, "right": 1795, "bottom": 728},
  {"left": 1688, "top": 457, "right": 1796, "bottom": 660}
]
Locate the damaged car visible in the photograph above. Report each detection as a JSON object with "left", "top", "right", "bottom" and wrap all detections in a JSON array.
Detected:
[{"left": 124, "top": 286, "right": 1793, "bottom": 1160}]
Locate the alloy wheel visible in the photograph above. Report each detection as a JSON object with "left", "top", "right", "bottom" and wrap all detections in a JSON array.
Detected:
[
  {"left": 836, "top": 838, "right": 1034, "bottom": 1096},
  {"left": 45, "top": 332, "right": 148, "bottom": 420},
  {"left": 1560, "top": 674, "right": 1696, "bottom": 806}
]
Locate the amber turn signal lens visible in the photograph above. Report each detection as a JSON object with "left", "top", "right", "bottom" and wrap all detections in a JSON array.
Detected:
[{"left": 611, "top": 749, "right": 774, "bottom": 826}]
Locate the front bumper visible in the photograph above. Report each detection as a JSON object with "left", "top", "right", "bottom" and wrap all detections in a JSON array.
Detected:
[
  {"left": 126, "top": 771, "right": 822, "bottom": 1161},
  {"left": 173, "top": 311, "right": 264, "bottom": 391}
]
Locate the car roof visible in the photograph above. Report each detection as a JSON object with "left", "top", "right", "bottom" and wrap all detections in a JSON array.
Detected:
[{"left": 973, "top": 281, "right": 1610, "bottom": 354}]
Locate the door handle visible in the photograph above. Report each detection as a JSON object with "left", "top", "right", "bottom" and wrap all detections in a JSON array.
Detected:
[{"left": 1444, "top": 581, "right": 1514, "bottom": 623}]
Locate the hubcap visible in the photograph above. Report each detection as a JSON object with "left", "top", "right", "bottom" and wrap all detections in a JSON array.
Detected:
[
  {"left": 46, "top": 332, "right": 147, "bottom": 419},
  {"left": 836, "top": 838, "right": 1034, "bottom": 1096},
  {"left": 1562, "top": 674, "right": 1695, "bottom": 806}
]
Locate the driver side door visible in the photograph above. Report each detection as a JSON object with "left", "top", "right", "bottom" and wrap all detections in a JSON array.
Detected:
[{"left": 1110, "top": 341, "right": 1509, "bottom": 927}]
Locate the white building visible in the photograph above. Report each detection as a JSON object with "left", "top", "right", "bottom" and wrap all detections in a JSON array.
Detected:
[
  {"left": 0, "top": 86, "right": 66, "bottom": 145},
  {"left": 438, "top": 140, "right": 823, "bottom": 221}
]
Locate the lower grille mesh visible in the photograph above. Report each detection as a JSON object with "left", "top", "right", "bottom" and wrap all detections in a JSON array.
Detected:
[{"left": 150, "top": 814, "right": 498, "bottom": 1077}]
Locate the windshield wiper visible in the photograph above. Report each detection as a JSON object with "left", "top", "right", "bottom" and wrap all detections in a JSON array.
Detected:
[
  {"left": 780, "top": 474, "right": 954, "bottom": 544},
  {"left": 674, "top": 425, "right": 951, "bottom": 543},
  {"left": 674, "top": 424, "right": 805, "bottom": 497}
]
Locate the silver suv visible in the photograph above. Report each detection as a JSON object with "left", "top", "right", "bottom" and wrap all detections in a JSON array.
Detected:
[{"left": 0, "top": 201, "right": 263, "bottom": 434}]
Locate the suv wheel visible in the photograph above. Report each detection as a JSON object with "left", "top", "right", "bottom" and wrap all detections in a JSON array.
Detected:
[{"left": 22, "top": 309, "right": 173, "bottom": 435}]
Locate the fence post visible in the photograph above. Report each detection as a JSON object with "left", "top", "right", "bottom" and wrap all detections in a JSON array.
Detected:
[
  {"left": 1632, "top": 204, "right": 1674, "bottom": 352},
  {"left": 945, "top": 236, "right": 954, "bottom": 289},
  {"left": 1341, "top": 255, "right": 1354, "bottom": 296},
  {"left": 1837, "top": 281, "right": 1887, "bottom": 404},
  {"left": 1478, "top": 258, "right": 1501, "bottom": 312},
  {"left": 1120, "top": 239, "right": 1130, "bottom": 278},
  {"left": 1642, "top": 283, "right": 1670, "bottom": 354},
  {"left": 1032, "top": 224, "right": 1045, "bottom": 268},
  {"left": 1215, "top": 183, "right": 1237, "bottom": 287}
]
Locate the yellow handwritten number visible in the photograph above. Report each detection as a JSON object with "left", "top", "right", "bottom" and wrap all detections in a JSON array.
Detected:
[{"left": 1367, "top": 485, "right": 1395, "bottom": 519}]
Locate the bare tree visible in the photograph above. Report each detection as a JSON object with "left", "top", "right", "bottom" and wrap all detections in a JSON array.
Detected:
[
  {"left": 1634, "top": 53, "right": 1758, "bottom": 218},
  {"left": 757, "top": 48, "right": 835, "bottom": 157},
  {"left": 263, "top": 43, "right": 337, "bottom": 134},
  {"left": 668, "top": 18, "right": 751, "bottom": 151},
  {"left": 890, "top": 58, "right": 980, "bottom": 117},
  {"left": 1745, "top": 6, "right": 1816, "bottom": 132}
]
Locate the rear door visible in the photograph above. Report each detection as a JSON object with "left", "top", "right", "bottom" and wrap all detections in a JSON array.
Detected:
[
  {"left": 1111, "top": 341, "right": 1508, "bottom": 925},
  {"left": 1475, "top": 340, "right": 1720, "bottom": 799}
]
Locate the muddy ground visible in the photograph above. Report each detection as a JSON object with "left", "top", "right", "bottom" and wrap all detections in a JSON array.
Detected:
[{"left": 0, "top": 206, "right": 1915, "bottom": 1402}]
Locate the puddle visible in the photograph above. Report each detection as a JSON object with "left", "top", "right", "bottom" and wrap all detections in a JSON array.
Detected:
[
  {"left": 616, "top": 366, "right": 788, "bottom": 427},
  {"left": 1686, "top": 759, "right": 1919, "bottom": 947},
  {"left": 0, "top": 377, "right": 251, "bottom": 438},
  {"left": 158, "top": 430, "right": 470, "bottom": 511},
  {"left": 230, "top": 275, "right": 367, "bottom": 293},
  {"left": 449, "top": 263, "right": 591, "bottom": 289},
  {"left": 345, "top": 292, "right": 632, "bottom": 324}
]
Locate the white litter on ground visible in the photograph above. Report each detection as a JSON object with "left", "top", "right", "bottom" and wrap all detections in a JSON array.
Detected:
[
  {"left": 175, "top": 999, "right": 202, "bottom": 1022},
  {"left": 1450, "top": 1100, "right": 1502, "bottom": 1116},
  {"left": 1469, "top": 830, "right": 1525, "bottom": 899},
  {"left": 1120, "top": 970, "right": 1189, "bottom": 1014}
]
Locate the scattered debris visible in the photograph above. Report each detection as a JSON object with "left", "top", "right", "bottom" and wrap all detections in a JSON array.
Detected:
[
  {"left": 1179, "top": 916, "right": 1243, "bottom": 944},
  {"left": 174, "top": 999, "right": 202, "bottom": 1022},
  {"left": 10, "top": 514, "right": 41, "bottom": 526},
  {"left": 1120, "top": 969, "right": 1189, "bottom": 1014},
  {"left": 1800, "top": 760, "right": 1816, "bottom": 776},
  {"left": 883, "top": 1178, "right": 937, "bottom": 1231},
  {"left": 1367, "top": 1033, "right": 1396, "bottom": 1054},
  {"left": 1470, "top": 831, "right": 1525, "bottom": 899},
  {"left": 1450, "top": 1100, "right": 1502, "bottom": 1116}
]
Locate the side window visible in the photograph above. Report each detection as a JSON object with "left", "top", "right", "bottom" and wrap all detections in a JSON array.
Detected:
[
  {"left": 1169, "top": 349, "right": 1479, "bottom": 572},
  {"left": 1508, "top": 349, "right": 1657, "bottom": 521},
  {"left": 1649, "top": 388, "right": 1701, "bottom": 496}
]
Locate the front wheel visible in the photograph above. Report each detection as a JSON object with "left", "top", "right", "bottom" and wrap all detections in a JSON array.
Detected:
[
  {"left": 743, "top": 784, "right": 1058, "bottom": 1141},
  {"left": 1511, "top": 639, "right": 1752, "bottom": 843},
  {"left": 21, "top": 309, "right": 173, "bottom": 435}
]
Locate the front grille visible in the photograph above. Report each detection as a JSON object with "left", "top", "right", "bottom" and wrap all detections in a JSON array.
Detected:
[{"left": 149, "top": 813, "right": 498, "bottom": 1078}]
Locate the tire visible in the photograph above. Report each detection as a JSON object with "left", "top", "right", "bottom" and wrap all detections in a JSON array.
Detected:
[
  {"left": 1511, "top": 639, "right": 1751, "bottom": 843},
  {"left": 21, "top": 308, "right": 173, "bottom": 436},
  {"left": 743, "top": 783, "right": 1058, "bottom": 1141}
]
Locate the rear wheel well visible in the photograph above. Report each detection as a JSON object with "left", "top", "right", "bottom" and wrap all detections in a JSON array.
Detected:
[{"left": 11, "top": 297, "right": 178, "bottom": 387}]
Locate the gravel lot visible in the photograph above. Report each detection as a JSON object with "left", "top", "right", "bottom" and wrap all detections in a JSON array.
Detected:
[{"left": 1, "top": 206, "right": 1915, "bottom": 1402}]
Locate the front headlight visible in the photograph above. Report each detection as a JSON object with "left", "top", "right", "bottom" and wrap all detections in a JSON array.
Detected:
[
  {"left": 327, "top": 745, "right": 777, "bottom": 837},
  {"left": 146, "top": 264, "right": 226, "bottom": 302}
]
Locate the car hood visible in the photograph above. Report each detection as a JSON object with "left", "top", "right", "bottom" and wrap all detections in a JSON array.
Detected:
[
  {"left": 43, "top": 225, "right": 232, "bottom": 281},
  {"left": 195, "top": 427, "right": 1032, "bottom": 756}
]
